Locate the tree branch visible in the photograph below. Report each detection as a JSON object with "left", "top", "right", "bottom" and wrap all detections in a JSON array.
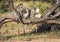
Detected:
[
  {"left": 47, "top": 20, "right": 60, "bottom": 24},
  {"left": 51, "top": 12, "right": 60, "bottom": 19},
  {"left": 20, "top": 2, "right": 60, "bottom": 24}
]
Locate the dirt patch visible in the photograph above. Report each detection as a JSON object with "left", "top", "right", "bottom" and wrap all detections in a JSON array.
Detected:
[{"left": 3, "top": 38, "right": 60, "bottom": 42}]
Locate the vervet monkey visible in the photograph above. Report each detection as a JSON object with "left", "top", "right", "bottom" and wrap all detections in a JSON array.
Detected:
[
  {"left": 31, "top": 6, "right": 41, "bottom": 18},
  {"left": 30, "top": 6, "right": 35, "bottom": 18},
  {"left": 34, "top": 7, "right": 41, "bottom": 18},
  {"left": 16, "top": 3, "right": 31, "bottom": 19},
  {"left": 17, "top": 3, "right": 23, "bottom": 16},
  {"left": 22, "top": 8, "right": 31, "bottom": 19}
]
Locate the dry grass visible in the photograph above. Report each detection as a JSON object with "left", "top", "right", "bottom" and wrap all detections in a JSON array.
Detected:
[{"left": 0, "top": 1, "right": 60, "bottom": 42}]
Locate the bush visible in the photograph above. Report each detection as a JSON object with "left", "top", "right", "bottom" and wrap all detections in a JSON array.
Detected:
[{"left": 0, "top": 0, "right": 9, "bottom": 13}]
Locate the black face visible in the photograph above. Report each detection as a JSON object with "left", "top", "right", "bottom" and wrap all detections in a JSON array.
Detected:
[{"left": 20, "top": 3, "right": 23, "bottom": 8}]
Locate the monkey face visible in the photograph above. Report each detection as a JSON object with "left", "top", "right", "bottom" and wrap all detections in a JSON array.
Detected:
[
  {"left": 19, "top": 3, "right": 23, "bottom": 9},
  {"left": 22, "top": 9, "right": 29, "bottom": 18}
]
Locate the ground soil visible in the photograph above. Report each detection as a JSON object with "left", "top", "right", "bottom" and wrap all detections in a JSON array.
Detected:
[{"left": 3, "top": 38, "right": 60, "bottom": 42}]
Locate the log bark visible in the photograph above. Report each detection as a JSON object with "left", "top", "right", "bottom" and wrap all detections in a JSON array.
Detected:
[
  {"left": 22, "top": 12, "right": 60, "bottom": 24},
  {"left": 47, "top": 20, "right": 60, "bottom": 24},
  {"left": 52, "top": 12, "right": 60, "bottom": 19}
]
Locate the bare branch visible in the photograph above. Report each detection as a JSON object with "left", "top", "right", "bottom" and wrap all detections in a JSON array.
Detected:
[
  {"left": 47, "top": 20, "right": 60, "bottom": 24},
  {"left": 52, "top": 12, "right": 60, "bottom": 18}
]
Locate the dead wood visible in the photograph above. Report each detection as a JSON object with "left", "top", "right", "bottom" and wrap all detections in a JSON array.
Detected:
[
  {"left": 0, "top": 1, "right": 60, "bottom": 28},
  {"left": 46, "top": 20, "right": 60, "bottom": 24}
]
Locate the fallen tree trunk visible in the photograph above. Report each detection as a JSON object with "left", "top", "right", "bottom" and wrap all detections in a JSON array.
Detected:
[
  {"left": 20, "top": 2, "right": 60, "bottom": 24},
  {"left": 22, "top": 12, "right": 60, "bottom": 24},
  {"left": 0, "top": 1, "right": 60, "bottom": 28}
]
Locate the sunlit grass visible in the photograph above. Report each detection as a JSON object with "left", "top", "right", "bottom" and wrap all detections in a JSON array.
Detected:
[
  {"left": 0, "top": 1, "right": 60, "bottom": 40},
  {"left": 5, "top": 31, "right": 60, "bottom": 41}
]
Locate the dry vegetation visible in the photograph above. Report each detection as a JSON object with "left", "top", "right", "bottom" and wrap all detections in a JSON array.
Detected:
[
  {"left": 0, "top": 1, "right": 60, "bottom": 42},
  {"left": 0, "top": 1, "right": 52, "bottom": 36}
]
